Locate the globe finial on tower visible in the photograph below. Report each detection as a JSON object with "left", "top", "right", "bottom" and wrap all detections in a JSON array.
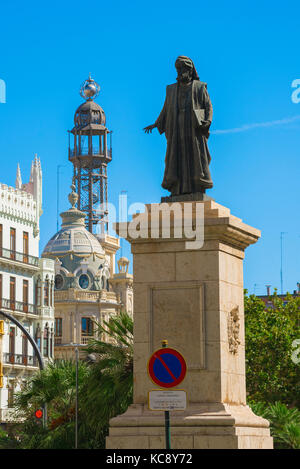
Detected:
[{"left": 80, "top": 75, "right": 100, "bottom": 101}]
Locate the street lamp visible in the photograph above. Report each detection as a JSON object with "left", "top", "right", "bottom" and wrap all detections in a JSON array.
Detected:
[
  {"left": 70, "top": 342, "right": 81, "bottom": 449},
  {"left": 0, "top": 310, "right": 47, "bottom": 427}
]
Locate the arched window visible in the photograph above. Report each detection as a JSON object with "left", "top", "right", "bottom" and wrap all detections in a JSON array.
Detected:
[
  {"left": 50, "top": 326, "right": 54, "bottom": 358},
  {"left": 43, "top": 324, "right": 49, "bottom": 357},
  {"left": 55, "top": 274, "right": 64, "bottom": 290},
  {"left": 9, "top": 327, "right": 15, "bottom": 363},
  {"left": 8, "top": 380, "right": 15, "bottom": 408},
  {"left": 35, "top": 276, "right": 41, "bottom": 306},
  {"left": 44, "top": 277, "right": 49, "bottom": 306},
  {"left": 22, "top": 333, "right": 28, "bottom": 365},
  {"left": 50, "top": 280, "right": 54, "bottom": 306},
  {"left": 35, "top": 324, "right": 41, "bottom": 351}
]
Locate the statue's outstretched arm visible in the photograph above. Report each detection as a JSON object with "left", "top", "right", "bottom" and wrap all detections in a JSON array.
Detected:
[
  {"left": 143, "top": 123, "right": 157, "bottom": 133},
  {"left": 144, "top": 91, "right": 167, "bottom": 134}
]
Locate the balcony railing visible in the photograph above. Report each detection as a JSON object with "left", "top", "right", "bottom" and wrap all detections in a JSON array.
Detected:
[
  {"left": 54, "top": 289, "right": 117, "bottom": 303},
  {"left": 0, "top": 247, "right": 39, "bottom": 267},
  {"left": 3, "top": 353, "right": 38, "bottom": 367},
  {"left": 81, "top": 335, "right": 94, "bottom": 345},
  {"left": 54, "top": 337, "right": 62, "bottom": 345},
  {"left": 0, "top": 298, "right": 37, "bottom": 315},
  {"left": 69, "top": 146, "right": 112, "bottom": 159}
]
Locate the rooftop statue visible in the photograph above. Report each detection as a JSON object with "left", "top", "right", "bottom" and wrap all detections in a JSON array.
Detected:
[{"left": 144, "top": 56, "right": 213, "bottom": 197}]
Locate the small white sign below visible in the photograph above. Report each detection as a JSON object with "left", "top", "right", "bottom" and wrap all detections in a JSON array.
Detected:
[{"left": 148, "top": 390, "right": 187, "bottom": 411}]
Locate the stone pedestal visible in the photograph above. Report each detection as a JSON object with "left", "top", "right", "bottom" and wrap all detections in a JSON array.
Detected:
[{"left": 106, "top": 200, "right": 273, "bottom": 449}]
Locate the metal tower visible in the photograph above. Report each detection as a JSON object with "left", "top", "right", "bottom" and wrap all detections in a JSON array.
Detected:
[{"left": 68, "top": 75, "right": 112, "bottom": 233}]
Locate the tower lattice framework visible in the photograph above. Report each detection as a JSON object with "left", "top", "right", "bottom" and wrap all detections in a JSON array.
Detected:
[{"left": 68, "top": 76, "right": 112, "bottom": 234}]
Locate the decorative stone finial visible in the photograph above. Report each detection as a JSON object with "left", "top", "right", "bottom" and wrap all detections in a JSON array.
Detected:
[
  {"left": 118, "top": 257, "right": 129, "bottom": 274},
  {"left": 15, "top": 163, "right": 22, "bottom": 189},
  {"left": 68, "top": 179, "right": 79, "bottom": 208}
]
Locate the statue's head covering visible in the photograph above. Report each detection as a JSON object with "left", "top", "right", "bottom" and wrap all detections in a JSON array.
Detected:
[{"left": 175, "top": 56, "right": 200, "bottom": 80}]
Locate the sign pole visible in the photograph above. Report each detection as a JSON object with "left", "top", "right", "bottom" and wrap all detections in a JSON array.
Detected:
[
  {"left": 162, "top": 340, "right": 171, "bottom": 449},
  {"left": 165, "top": 409, "right": 171, "bottom": 449},
  {"left": 147, "top": 341, "right": 187, "bottom": 448}
]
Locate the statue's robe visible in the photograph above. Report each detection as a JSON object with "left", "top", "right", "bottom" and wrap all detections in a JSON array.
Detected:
[{"left": 155, "top": 80, "right": 213, "bottom": 195}]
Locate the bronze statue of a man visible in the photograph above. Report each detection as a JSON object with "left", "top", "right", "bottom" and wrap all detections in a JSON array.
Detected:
[{"left": 144, "top": 56, "right": 213, "bottom": 196}]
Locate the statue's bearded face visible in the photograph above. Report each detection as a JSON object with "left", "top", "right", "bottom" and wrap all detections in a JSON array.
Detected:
[{"left": 176, "top": 62, "right": 193, "bottom": 84}]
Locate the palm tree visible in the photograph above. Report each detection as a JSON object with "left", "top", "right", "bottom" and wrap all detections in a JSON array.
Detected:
[
  {"left": 249, "top": 401, "right": 300, "bottom": 449},
  {"left": 79, "top": 311, "right": 133, "bottom": 447},
  {"left": 7, "top": 311, "right": 133, "bottom": 449},
  {"left": 12, "top": 360, "right": 89, "bottom": 449}
]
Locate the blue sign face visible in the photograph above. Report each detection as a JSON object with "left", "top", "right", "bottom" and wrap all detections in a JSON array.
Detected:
[
  {"left": 148, "top": 348, "right": 187, "bottom": 388},
  {"left": 153, "top": 353, "right": 182, "bottom": 383}
]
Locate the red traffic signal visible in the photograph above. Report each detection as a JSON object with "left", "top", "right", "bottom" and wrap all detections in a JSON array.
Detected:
[{"left": 35, "top": 409, "right": 43, "bottom": 419}]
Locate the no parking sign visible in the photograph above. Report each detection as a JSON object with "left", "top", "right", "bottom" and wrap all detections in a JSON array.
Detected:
[{"left": 147, "top": 347, "right": 187, "bottom": 388}]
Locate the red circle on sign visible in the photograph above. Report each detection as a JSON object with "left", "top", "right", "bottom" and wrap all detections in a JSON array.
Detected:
[
  {"left": 147, "top": 347, "right": 187, "bottom": 388},
  {"left": 35, "top": 409, "right": 43, "bottom": 419}
]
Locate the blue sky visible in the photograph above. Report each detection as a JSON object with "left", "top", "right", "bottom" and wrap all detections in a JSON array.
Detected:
[{"left": 0, "top": 0, "right": 299, "bottom": 295}]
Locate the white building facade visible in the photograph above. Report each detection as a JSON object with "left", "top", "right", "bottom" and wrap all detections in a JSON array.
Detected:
[{"left": 0, "top": 157, "right": 55, "bottom": 424}]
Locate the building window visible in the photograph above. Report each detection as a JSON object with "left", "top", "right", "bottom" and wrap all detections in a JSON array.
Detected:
[
  {"left": 44, "top": 278, "right": 49, "bottom": 306},
  {"left": 23, "top": 232, "right": 29, "bottom": 263},
  {"left": 23, "top": 279, "right": 29, "bottom": 313},
  {"left": 54, "top": 318, "right": 62, "bottom": 345},
  {"left": 10, "top": 228, "right": 16, "bottom": 259},
  {"left": 55, "top": 274, "right": 64, "bottom": 290},
  {"left": 82, "top": 317, "right": 93, "bottom": 336},
  {"left": 9, "top": 327, "right": 15, "bottom": 363},
  {"left": 79, "top": 274, "right": 89, "bottom": 290},
  {"left": 0, "top": 362, "right": 3, "bottom": 388},
  {"left": 0, "top": 224, "right": 2, "bottom": 256},
  {"left": 10, "top": 277, "right": 16, "bottom": 310},
  {"left": 54, "top": 318, "right": 62, "bottom": 337},
  {"left": 35, "top": 325, "right": 41, "bottom": 351},
  {"left": 81, "top": 316, "right": 94, "bottom": 344},
  {"left": 50, "top": 280, "right": 54, "bottom": 306},
  {"left": 43, "top": 326, "right": 49, "bottom": 357},
  {"left": 0, "top": 274, "right": 2, "bottom": 309},
  {"left": 22, "top": 333, "right": 28, "bottom": 365},
  {"left": 50, "top": 328, "right": 54, "bottom": 357},
  {"left": 35, "top": 278, "right": 41, "bottom": 306},
  {"left": 7, "top": 382, "right": 15, "bottom": 408}
]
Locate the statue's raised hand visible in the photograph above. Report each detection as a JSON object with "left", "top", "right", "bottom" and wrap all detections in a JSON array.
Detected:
[{"left": 143, "top": 123, "right": 156, "bottom": 134}]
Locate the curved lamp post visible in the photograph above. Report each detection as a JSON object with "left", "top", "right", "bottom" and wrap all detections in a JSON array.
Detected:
[{"left": 0, "top": 310, "right": 47, "bottom": 427}]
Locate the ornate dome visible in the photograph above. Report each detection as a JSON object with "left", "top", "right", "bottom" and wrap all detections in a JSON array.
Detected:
[
  {"left": 42, "top": 184, "right": 104, "bottom": 257},
  {"left": 42, "top": 184, "right": 109, "bottom": 292},
  {"left": 43, "top": 225, "right": 104, "bottom": 256},
  {"left": 74, "top": 99, "right": 106, "bottom": 128}
]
